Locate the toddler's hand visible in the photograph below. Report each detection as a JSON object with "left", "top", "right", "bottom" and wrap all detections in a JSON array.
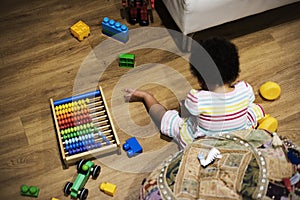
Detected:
[{"left": 124, "top": 88, "right": 135, "bottom": 102}]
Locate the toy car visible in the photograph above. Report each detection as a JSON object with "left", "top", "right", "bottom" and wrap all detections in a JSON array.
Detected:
[
  {"left": 64, "top": 159, "right": 101, "bottom": 200},
  {"left": 120, "top": 0, "right": 154, "bottom": 26}
]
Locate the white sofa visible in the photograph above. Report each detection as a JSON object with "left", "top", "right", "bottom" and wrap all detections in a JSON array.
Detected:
[{"left": 162, "top": 0, "right": 299, "bottom": 35}]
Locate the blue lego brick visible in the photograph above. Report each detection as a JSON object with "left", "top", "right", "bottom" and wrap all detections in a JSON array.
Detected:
[
  {"left": 101, "top": 17, "right": 129, "bottom": 43},
  {"left": 123, "top": 137, "right": 142, "bottom": 157}
]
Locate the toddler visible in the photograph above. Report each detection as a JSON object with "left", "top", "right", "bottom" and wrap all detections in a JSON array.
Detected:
[{"left": 124, "top": 37, "right": 265, "bottom": 149}]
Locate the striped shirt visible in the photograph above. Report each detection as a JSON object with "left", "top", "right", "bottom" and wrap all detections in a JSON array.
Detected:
[{"left": 161, "top": 81, "right": 265, "bottom": 148}]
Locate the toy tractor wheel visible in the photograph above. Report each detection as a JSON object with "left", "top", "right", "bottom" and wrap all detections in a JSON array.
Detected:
[
  {"left": 79, "top": 188, "right": 89, "bottom": 200},
  {"left": 92, "top": 165, "right": 101, "bottom": 179},
  {"left": 63, "top": 181, "right": 73, "bottom": 196},
  {"left": 77, "top": 159, "right": 86, "bottom": 173}
]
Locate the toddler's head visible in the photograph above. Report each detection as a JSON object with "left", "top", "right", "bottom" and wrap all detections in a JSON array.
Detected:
[{"left": 190, "top": 37, "right": 240, "bottom": 90}]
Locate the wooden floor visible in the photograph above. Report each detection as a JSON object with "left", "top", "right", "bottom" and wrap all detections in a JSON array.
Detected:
[{"left": 0, "top": 0, "right": 299, "bottom": 199}]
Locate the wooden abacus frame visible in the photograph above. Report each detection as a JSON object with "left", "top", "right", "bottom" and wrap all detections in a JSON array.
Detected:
[{"left": 50, "top": 86, "right": 120, "bottom": 168}]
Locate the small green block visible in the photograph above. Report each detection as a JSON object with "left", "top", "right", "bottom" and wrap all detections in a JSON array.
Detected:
[
  {"left": 119, "top": 53, "right": 135, "bottom": 68},
  {"left": 20, "top": 185, "right": 39, "bottom": 197}
]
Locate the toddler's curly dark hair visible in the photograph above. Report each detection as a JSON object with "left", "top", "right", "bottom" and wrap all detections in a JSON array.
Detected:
[{"left": 190, "top": 37, "right": 240, "bottom": 90}]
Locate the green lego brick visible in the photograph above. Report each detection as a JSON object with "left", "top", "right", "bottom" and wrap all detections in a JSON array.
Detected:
[
  {"left": 20, "top": 185, "right": 39, "bottom": 197},
  {"left": 119, "top": 53, "right": 135, "bottom": 68}
]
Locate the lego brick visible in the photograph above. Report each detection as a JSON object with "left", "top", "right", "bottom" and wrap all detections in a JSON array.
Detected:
[
  {"left": 70, "top": 20, "right": 90, "bottom": 41},
  {"left": 20, "top": 185, "right": 39, "bottom": 198},
  {"left": 123, "top": 137, "right": 142, "bottom": 157},
  {"left": 101, "top": 17, "right": 128, "bottom": 43},
  {"left": 119, "top": 53, "right": 135, "bottom": 68},
  {"left": 100, "top": 182, "right": 117, "bottom": 196}
]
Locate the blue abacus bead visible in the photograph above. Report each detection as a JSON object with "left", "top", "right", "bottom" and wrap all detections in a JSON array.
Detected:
[
  {"left": 65, "top": 145, "right": 69, "bottom": 151},
  {"left": 98, "top": 131, "right": 103, "bottom": 137},
  {"left": 65, "top": 140, "right": 69, "bottom": 145},
  {"left": 75, "top": 137, "right": 79, "bottom": 143},
  {"left": 84, "top": 140, "right": 88, "bottom": 146},
  {"left": 106, "top": 140, "right": 110, "bottom": 145},
  {"left": 68, "top": 150, "right": 73, "bottom": 156},
  {"left": 96, "top": 142, "right": 101, "bottom": 148},
  {"left": 69, "top": 143, "right": 74, "bottom": 150},
  {"left": 82, "top": 146, "right": 88, "bottom": 152},
  {"left": 72, "top": 149, "right": 77, "bottom": 155},
  {"left": 71, "top": 138, "right": 75, "bottom": 143},
  {"left": 75, "top": 142, "right": 79, "bottom": 148},
  {"left": 79, "top": 141, "right": 83, "bottom": 147}
]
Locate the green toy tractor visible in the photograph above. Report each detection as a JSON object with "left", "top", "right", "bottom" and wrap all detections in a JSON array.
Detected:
[{"left": 64, "top": 159, "right": 101, "bottom": 200}]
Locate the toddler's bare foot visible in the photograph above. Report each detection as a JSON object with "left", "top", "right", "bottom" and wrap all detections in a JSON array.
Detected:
[{"left": 124, "top": 88, "right": 150, "bottom": 102}]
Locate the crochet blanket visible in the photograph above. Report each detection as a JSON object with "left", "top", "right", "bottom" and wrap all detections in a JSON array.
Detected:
[{"left": 140, "top": 130, "right": 296, "bottom": 200}]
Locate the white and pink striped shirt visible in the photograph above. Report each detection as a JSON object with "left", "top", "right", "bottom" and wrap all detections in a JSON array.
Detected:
[
  {"left": 185, "top": 81, "right": 264, "bottom": 136},
  {"left": 161, "top": 81, "right": 265, "bottom": 148}
]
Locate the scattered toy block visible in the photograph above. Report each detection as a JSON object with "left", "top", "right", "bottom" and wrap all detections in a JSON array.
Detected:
[
  {"left": 101, "top": 17, "right": 129, "bottom": 43},
  {"left": 70, "top": 20, "right": 90, "bottom": 41},
  {"left": 20, "top": 185, "right": 39, "bottom": 198},
  {"left": 257, "top": 114, "right": 278, "bottom": 133},
  {"left": 119, "top": 53, "right": 135, "bottom": 68},
  {"left": 123, "top": 137, "right": 142, "bottom": 157},
  {"left": 259, "top": 81, "right": 281, "bottom": 100},
  {"left": 100, "top": 182, "right": 117, "bottom": 196}
]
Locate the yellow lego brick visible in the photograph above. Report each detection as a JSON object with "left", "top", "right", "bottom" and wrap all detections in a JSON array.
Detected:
[
  {"left": 70, "top": 20, "right": 90, "bottom": 41},
  {"left": 100, "top": 182, "right": 117, "bottom": 196}
]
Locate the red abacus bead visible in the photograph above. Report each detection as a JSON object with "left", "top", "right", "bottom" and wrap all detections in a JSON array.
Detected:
[{"left": 67, "top": 118, "right": 71, "bottom": 124}]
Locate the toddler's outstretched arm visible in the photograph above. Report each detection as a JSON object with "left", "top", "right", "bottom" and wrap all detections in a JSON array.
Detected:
[{"left": 124, "top": 88, "right": 167, "bottom": 129}]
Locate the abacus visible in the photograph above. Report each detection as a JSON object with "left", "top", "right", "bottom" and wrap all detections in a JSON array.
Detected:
[{"left": 50, "top": 86, "right": 120, "bottom": 168}]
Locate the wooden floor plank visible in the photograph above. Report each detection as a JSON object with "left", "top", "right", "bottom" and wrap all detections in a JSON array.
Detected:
[{"left": 0, "top": 0, "right": 299, "bottom": 199}]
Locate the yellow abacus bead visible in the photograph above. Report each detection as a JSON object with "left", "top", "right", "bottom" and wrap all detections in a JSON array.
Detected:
[
  {"left": 62, "top": 104, "right": 66, "bottom": 110},
  {"left": 55, "top": 106, "right": 59, "bottom": 111},
  {"left": 85, "top": 98, "right": 90, "bottom": 104},
  {"left": 58, "top": 105, "right": 62, "bottom": 111}
]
